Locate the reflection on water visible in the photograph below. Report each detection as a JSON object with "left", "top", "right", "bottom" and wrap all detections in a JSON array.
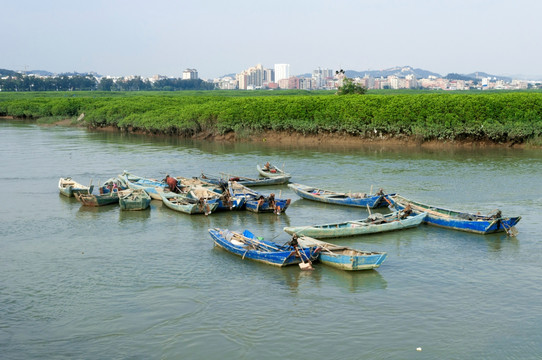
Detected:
[
  {"left": 76, "top": 203, "right": 119, "bottom": 215},
  {"left": 322, "top": 266, "right": 387, "bottom": 293},
  {"left": 118, "top": 207, "right": 151, "bottom": 222}
]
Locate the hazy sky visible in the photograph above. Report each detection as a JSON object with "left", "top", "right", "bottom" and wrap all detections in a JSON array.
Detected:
[{"left": 3, "top": 0, "right": 541, "bottom": 79}]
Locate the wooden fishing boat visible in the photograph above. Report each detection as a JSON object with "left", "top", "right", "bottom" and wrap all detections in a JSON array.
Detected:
[
  {"left": 75, "top": 191, "right": 119, "bottom": 207},
  {"left": 288, "top": 183, "right": 393, "bottom": 208},
  {"left": 160, "top": 192, "right": 219, "bottom": 215},
  {"left": 230, "top": 182, "right": 291, "bottom": 214},
  {"left": 118, "top": 189, "right": 151, "bottom": 211},
  {"left": 58, "top": 177, "right": 93, "bottom": 197},
  {"left": 209, "top": 228, "right": 319, "bottom": 267},
  {"left": 119, "top": 171, "right": 168, "bottom": 200},
  {"left": 389, "top": 194, "right": 521, "bottom": 235},
  {"left": 256, "top": 162, "right": 290, "bottom": 178},
  {"left": 284, "top": 211, "right": 427, "bottom": 239},
  {"left": 186, "top": 185, "right": 246, "bottom": 211},
  {"left": 199, "top": 172, "right": 290, "bottom": 187},
  {"left": 297, "top": 236, "right": 387, "bottom": 271}
]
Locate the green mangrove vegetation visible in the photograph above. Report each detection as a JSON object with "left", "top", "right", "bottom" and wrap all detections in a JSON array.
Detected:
[{"left": 1, "top": 90, "right": 542, "bottom": 145}]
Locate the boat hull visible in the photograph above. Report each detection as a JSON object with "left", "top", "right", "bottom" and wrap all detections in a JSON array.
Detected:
[
  {"left": 120, "top": 172, "right": 167, "bottom": 200},
  {"left": 119, "top": 190, "right": 151, "bottom": 211},
  {"left": 288, "top": 183, "right": 392, "bottom": 208},
  {"left": 200, "top": 173, "right": 290, "bottom": 187},
  {"left": 297, "top": 237, "right": 387, "bottom": 271},
  {"left": 209, "top": 228, "right": 317, "bottom": 267},
  {"left": 319, "top": 251, "right": 388, "bottom": 271},
  {"left": 256, "top": 164, "right": 291, "bottom": 179},
  {"left": 390, "top": 195, "right": 521, "bottom": 234},
  {"left": 245, "top": 198, "right": 291, "bottom": 213},
  {"left": 75, "top": 192, "right": 119, "bottom": 207},
  {"left": 58, "top": 178, "right": 92, "bottom": 198},
  {"left": 284, "top": 212, "right": 427, "bottom": 238},
  {"left": 161, "top": 193, "right": 219, "bottom": 215}
]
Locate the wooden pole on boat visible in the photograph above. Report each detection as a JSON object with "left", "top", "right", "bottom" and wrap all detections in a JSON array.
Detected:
[
  {"left": 296, "top": 245, "right": 313, "bottom": 270},
  {"left": 367, "top": 204, "right": 372, "bottom": 216}
]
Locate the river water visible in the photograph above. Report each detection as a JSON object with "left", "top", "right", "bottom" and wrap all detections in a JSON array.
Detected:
[{"left": 1, "top": 121, "right": 541, "bottom": 359}]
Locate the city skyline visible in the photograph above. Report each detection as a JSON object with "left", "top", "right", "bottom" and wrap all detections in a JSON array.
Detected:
[{"left": 3, "top": 0, "right": 542, "bottom": 80}]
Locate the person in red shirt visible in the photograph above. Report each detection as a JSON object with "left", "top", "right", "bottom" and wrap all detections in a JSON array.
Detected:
[{"left": 164, "top": 174, "right": 179, "bottom": 193}]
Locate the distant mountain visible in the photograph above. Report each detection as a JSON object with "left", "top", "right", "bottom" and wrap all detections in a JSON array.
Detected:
[
  {"left": 464, "top": 72, "right": 512, "bottom": 82},
  {"left": 59, "top": 71, "right": 101, "bottom": 77},
  {"left": 28, "top": 70, "right": 54, "bottom": 76},
  {"left": 444, "top": 73, "right": 477, "bottom": 81},
  {"left": 345, "top": 66, "right": 441, "bottom": 79},
  {"left": 0, "top": 68, "right": 20, "bottom": 77}
]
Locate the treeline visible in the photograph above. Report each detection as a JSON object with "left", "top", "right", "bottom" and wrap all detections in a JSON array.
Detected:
[
  {"left": 0, "top": 75, "right": 215, "bottom": 92},
  {"left": 1, "top": 91, "right": 541, "bottom": 144}
]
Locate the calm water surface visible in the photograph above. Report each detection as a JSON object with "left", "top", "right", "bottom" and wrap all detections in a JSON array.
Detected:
[{"left": 1, "top": 121, "right": 541, "bottom": 359}]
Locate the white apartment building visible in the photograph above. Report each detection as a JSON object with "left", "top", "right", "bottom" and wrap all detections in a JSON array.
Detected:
[
  {"left": 182, "top": 69, "right": 198, "bottom": 80},
  {"left": 274, "top": 64, "right": 290, "bottom": 84}
]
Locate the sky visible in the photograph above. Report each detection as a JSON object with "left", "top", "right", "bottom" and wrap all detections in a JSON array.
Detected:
[{"left": 3, "top": 0, "right": 542, "bottom": 79}]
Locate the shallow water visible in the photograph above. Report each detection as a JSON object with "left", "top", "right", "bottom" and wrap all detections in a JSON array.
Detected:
[{"left": 1, "top": 121, "right": 541, "bottom": 359}]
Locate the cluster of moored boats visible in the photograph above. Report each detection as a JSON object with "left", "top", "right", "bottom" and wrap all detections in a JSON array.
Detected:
[{"left": 59, "top": 162, "right": 521, "bottom": 272}]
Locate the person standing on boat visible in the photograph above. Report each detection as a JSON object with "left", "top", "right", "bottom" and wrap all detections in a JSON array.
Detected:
[{"left": 164, "top": 174, "right": 180, "bottom": 193}]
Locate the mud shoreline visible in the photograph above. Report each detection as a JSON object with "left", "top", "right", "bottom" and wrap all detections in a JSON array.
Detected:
[{"left": 1, "top": 116, "right": 533, "bottom": 149}]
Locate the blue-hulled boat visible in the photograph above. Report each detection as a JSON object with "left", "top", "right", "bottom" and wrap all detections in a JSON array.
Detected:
[
  {"left": 199, "top": 172, "right": 290, "bottom": 187},
  {"left": 297, "top": 236, "right": 387, "bottom": 271},
  {"left": 230, "top": 182, "right": 291, "bottom": 214},
  {"left": 209, "top": 228, "right": 319, "bottom": 267},
  {"left": 389, "top": 194, "right": 521, "bottom": 235},
  {"left": 119, "top": 171, "right": 168, "bottom": 200},
  {"left": 288, "top": 183, "right": 393, "bottom": 208}
]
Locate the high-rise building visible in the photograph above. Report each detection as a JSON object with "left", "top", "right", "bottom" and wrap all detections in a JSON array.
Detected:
[
  {"left": 312, "top": 67, "right": 333, "bottom": 89},
  {"left": 236, "top": 64, "right": 274, "bottom": 89},
  {"left": 274, "top": 64, "right": 290, "bottom": 84},
  {"left": 182, "top": 69, "right": 198, "bottom": 80}
]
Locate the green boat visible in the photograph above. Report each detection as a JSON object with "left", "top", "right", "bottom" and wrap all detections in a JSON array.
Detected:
[
  {"left": 284, "top": 211, "right": 427, "bottom": 239},
  {"left": 160, "top": 192, "right": 219, "bottom": 215},
  {"left": 118, "top": 189, "right": 151, "bottom": 211},
  {"left": 75, "top": 191, "right": 119, "bottom": 207}
]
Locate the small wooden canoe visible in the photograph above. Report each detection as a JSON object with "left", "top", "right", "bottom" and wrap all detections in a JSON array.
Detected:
[
  {"left": 256, "top": 163, "right": 291, "bottom": 178},
  {"left": 288, "top": 183, "right": 393, "bottom": 209},
  {"left": 199, "top": 172, "right": 290, "bottom": 186},
  {"left": 160, "top": 192, "right": 219, "bottom": 215},
  {"left": 209, "top": 228, "right": 318, "bottom": 267},
  {"left": 75, "top": 191, "right": 119, "bottom": 207},
  {"left": 118, "top": 189, "right": 151, "bottom": 211},
  {"left": 389, "top": 194, "right": 521, "bottom": 235},
  {"left": 297, "top": 236, "right": 387, "bottom": 271},
  {"left": 58, "top": 177, "right": 92, "bottom": 197},
  {"left": 284, "top": 212, "right": 427, "bottom": 238}
]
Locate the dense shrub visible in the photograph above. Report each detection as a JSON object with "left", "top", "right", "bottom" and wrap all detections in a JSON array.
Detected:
[{"left": 1, "top": 91, "right": 541, "bottom": 143}]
